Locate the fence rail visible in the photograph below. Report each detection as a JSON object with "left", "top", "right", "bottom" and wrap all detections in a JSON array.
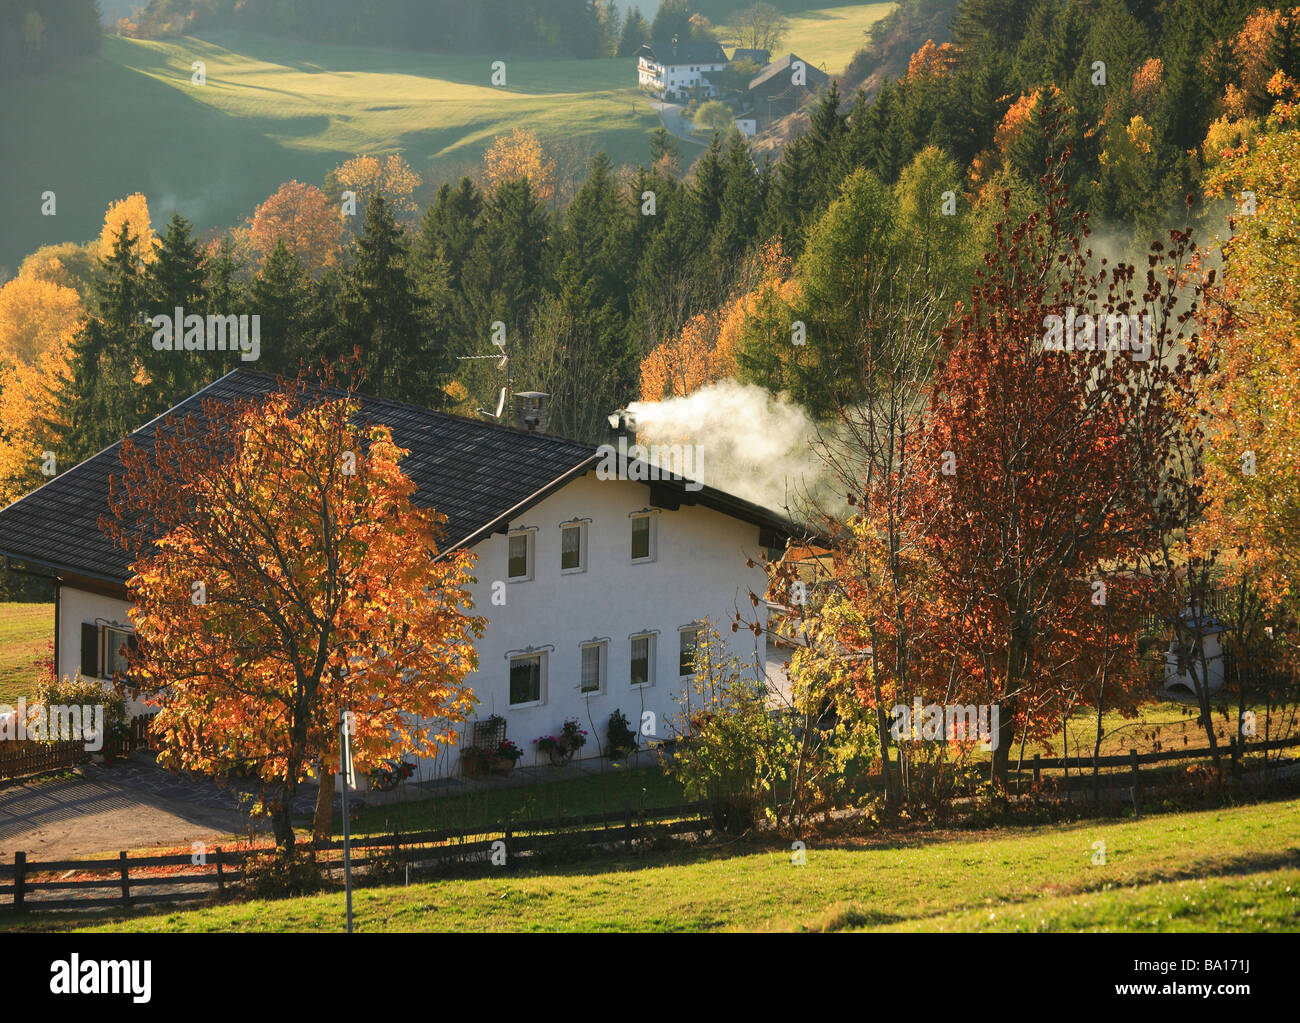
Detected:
[
  {"left": 0, "top": 800, "right": 714, "bottom": 913},
  {"left": 0, "top": 714, "right": 155, "bottom": 781}
]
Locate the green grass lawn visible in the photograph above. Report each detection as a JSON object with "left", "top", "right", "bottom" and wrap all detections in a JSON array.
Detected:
[
  {"left": 718, "top": 3, "right": 896, "bottom": 76},
  {"left": 10, "top": 794, "right": 1297, "bottom": 932},
  {"left": 0, "top": 603, "right": 52, "bottom": 706},
  {"left": 0, "top": 30, "right": 661, "bottom": 270}
]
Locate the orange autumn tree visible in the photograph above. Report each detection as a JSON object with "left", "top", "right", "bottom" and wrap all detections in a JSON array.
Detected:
[
  {"left": 246, "top": 180, "right": 343, "bottom": 276},
  {"left": 106, "top": 370, "right": 484, "bottom": 852},
  {"left": 641, "top": 241, "right": 794, "bottom": 401}
]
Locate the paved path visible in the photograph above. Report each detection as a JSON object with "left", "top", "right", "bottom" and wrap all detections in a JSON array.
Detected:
[
  {"left": 0, "top": 753, "right": 325, "bottom": 863},
  {"left": 650, "top": 100, "right": 707, "bottom": 146},
  {"left": 0, "top": 747, "right": 667, "bottom": 863}
]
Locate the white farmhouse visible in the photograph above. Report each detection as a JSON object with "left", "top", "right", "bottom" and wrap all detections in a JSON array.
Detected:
[
  {"left": 0, "top": 370, "right": 797, "bottom": 776},
  {"left": 636, "top": 38, "right": 729, "bottom": 101}
]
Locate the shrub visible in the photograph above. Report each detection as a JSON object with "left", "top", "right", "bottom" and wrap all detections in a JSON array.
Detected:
[
  {"left": 607, "top": 710, "right": 638, "bottom": 758},
  {"left": 665, "top": 622, "right": 797, "bottom": 834},
  {"left": 239, "top": 849, "right": 323, "bottom": 898},
  {"left": 32, "top": 673, "right": 129, "bottom": 745}
]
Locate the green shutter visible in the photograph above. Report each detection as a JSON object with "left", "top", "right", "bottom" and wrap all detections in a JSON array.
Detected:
[{"left": 81, "top": 623, "right": 100, "bottom": 678}]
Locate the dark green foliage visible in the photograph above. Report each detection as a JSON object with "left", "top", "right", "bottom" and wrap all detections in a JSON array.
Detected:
[
  {"left": 133, "top": 0, "right": 608, "bottom": 57},
  {"left": 335, "top": 193, "right": 451, "bottom": 407},
  {"left": 0, "top": 0, "right": 100, "bottom": 80},
  {"left": 618, "top": 4, "right": 651, "bottom": 56}
]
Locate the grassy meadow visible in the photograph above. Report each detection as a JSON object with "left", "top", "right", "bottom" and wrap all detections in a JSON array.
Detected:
[
  {"left": 719, "top": 2, "right": 896, "bottom": 75},
  {"left": 0, "top": 603, "right": 52, "bottom": 706},
  {"left": 0, "top": 4, "right": 896, "bottom": 271},
  {"left": 8, "top": 795, "right": 1296, "bottom": 932},
  {"left": 0, "top": 31, "right": 659, "bottom": 270}
]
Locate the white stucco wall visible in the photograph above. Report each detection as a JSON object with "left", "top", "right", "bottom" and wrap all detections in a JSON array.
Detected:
[
  {"left": 445, "top": 472, "right": 770, "bottom": 775},
  {"left": 57, "top": 584, "right": 150, "bottom": 715},
  {"left": 639, "top": 59, "right": 725, "bottom": 97},
  {"left": 53, "top": 471, "right": 773, "bottom": 776}
]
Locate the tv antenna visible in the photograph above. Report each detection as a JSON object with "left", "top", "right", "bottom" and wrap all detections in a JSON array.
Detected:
[{"left": 457, "top": 340, "right": 512, "bottom": 422}]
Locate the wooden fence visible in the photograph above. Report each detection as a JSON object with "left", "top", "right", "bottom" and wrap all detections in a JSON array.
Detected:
[
  {"left": 1015, "top": 734, "right": 1300, "bottom": 794},
  {"left": 0, "top": 715, "right": 154, "bottom": 781},
  {"left": 0, "top": 800, "right": 713, "bottom": 913}
]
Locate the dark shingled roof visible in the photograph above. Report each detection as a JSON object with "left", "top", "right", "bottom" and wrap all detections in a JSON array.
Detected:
[
  {"left": 637, "top": 39, "right": 728, "bottom": 66},
  {"left": 749, "top": 53, "right": 830, "bottom": 93},
  {"left": 0, "top": 369, "right": 801, "bottom": 584}
]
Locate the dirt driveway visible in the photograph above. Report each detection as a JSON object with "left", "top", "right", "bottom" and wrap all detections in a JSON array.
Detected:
[{"left": 0, "top": 753, "right": 303, "bottom": 862}]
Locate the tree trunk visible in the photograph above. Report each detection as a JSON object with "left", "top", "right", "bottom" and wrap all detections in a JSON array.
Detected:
[
  {"left": 313, "top": 767, "right": 336, "bottom": 844},
  {"left": 269, "top": 785, "right": 296, "bottom": 854},
  {"left": 991, "top": 699, "right": 1016, "bottom": 790}
]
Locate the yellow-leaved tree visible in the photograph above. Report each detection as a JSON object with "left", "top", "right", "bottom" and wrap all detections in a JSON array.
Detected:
[{"left": 98, "top": 193, "right": 155, "bottom": 265}]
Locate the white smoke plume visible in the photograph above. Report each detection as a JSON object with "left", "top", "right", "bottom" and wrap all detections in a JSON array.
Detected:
[{"left": 628, "top": 381, "right": 827, "bottom": 516}]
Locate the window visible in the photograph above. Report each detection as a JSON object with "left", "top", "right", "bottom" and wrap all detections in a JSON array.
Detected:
[
  {"left": 82, "top": 622, "right": 135, "bottom": 680},
  {"left": 631, "top": 634, "right": 655, "bottom": 688},
  {"left": 580, "top": 642, "right": 606, "bottom": 694},
  {"left": 561, "top": 522, "right": 586, "bottom": 573},
  {"left": 509, "top": 653, "right": 544, "bottom": 706},
  {"left": 508, "top": 530, "right": 533, "bottom": 581},
  {"left": 105, "top": 627, "right": 133, "bottom": 679},
  {"left": 631, "top": 513, "right": 656, "bottom": 562},
  {"left": 679, "top": 626, "right": 701, "bottom": 677}
]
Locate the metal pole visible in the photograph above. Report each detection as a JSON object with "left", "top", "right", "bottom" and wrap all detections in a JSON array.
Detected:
[{"left": 341, "top": 709, "right": 354, "bottom": 934}]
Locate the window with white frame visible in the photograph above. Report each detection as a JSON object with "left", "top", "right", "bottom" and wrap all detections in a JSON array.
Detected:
[
  {"left": 509, "top": 652, "right": 545, "bottom": 707},
  {"left": 560, "top": 521, "right": 587, "bottom": 573},
  {"left": 631, "top": 513, "right": 656, "bottom": 563},
  {"left": 580, "top": 641, "right": 606, "bottom": 694},
  {"left": 630, "top": 633, "right": 655, "bottom": 687},
  {"left": 679, "top": 625, "right": 701, "bottom": 677},
  {"left": 82, "top": 622, "right": 135, "bottom": 681},
  {"left": 105, "top": 627, "right": 133, "bottom": 679},
  {"left": 507, "top": 529, "right": 533, "bottom": 581}
]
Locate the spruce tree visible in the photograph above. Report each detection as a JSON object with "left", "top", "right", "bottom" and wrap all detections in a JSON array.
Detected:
[
  {"left": 250, "top": 240, "right": 311, "bottom": 377},
  {"left": 618, "top": 5, "right": 651, "bottom": 56},
  {"left": 336, "top": 193, "right": 444, "bottom": 405}
]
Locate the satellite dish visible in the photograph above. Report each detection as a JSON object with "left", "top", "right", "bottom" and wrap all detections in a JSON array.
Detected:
[{"left": 494, "top": 386, "right": 507, "bottom": 420}]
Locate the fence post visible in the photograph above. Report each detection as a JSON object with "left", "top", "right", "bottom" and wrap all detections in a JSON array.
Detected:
[
  {"left": 215, "top": 847, "right": 225, "bottom": 894},
  {"left": 624, "top": 799, "right": 633, "bottom": 851},
  {"left": 1129, "top": 749, "right": 1141, "bottom": 817},
  {"left": 1230, "top": 737, "right": 1241, "bottom": 781},
  {"left": 503, "top": 812, "right": 512, "bottom": 857},
  {"left": 118, "top": 850, "right": 131, "bottom": 906},
  {"left": 14, "top": 852, "right": 25, "bottom": 913},
  {"left": 1032, "top": 754, "right": 1041, "bottom": 788}
]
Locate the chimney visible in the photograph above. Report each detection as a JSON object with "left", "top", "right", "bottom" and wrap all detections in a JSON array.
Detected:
[
  {"left": 512, "top": 391, "right": 550, "bottom": 433},
  {"left": 607, "top": 408, "right": 637, "bottom": 447}
]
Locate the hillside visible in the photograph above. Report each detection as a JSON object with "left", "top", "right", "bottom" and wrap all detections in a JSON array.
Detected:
[{"left": 0, "top": 30, "right": 659, "bottom": 269}]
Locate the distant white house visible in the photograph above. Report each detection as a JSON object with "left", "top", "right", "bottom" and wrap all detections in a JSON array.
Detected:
[
  {"left": 1163, "top": 612, "right": 1228, "bottom": 696},
  {"left": 0, "top": 372, "right": 801, "bottom": 781},
  {"left": 637, "top": 37, "right": 729, "bottom": 101}
]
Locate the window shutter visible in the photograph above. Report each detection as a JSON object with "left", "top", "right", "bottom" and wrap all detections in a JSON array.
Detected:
[{"left": 81, "top": 623, "right": 100, "bottom": 678}]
